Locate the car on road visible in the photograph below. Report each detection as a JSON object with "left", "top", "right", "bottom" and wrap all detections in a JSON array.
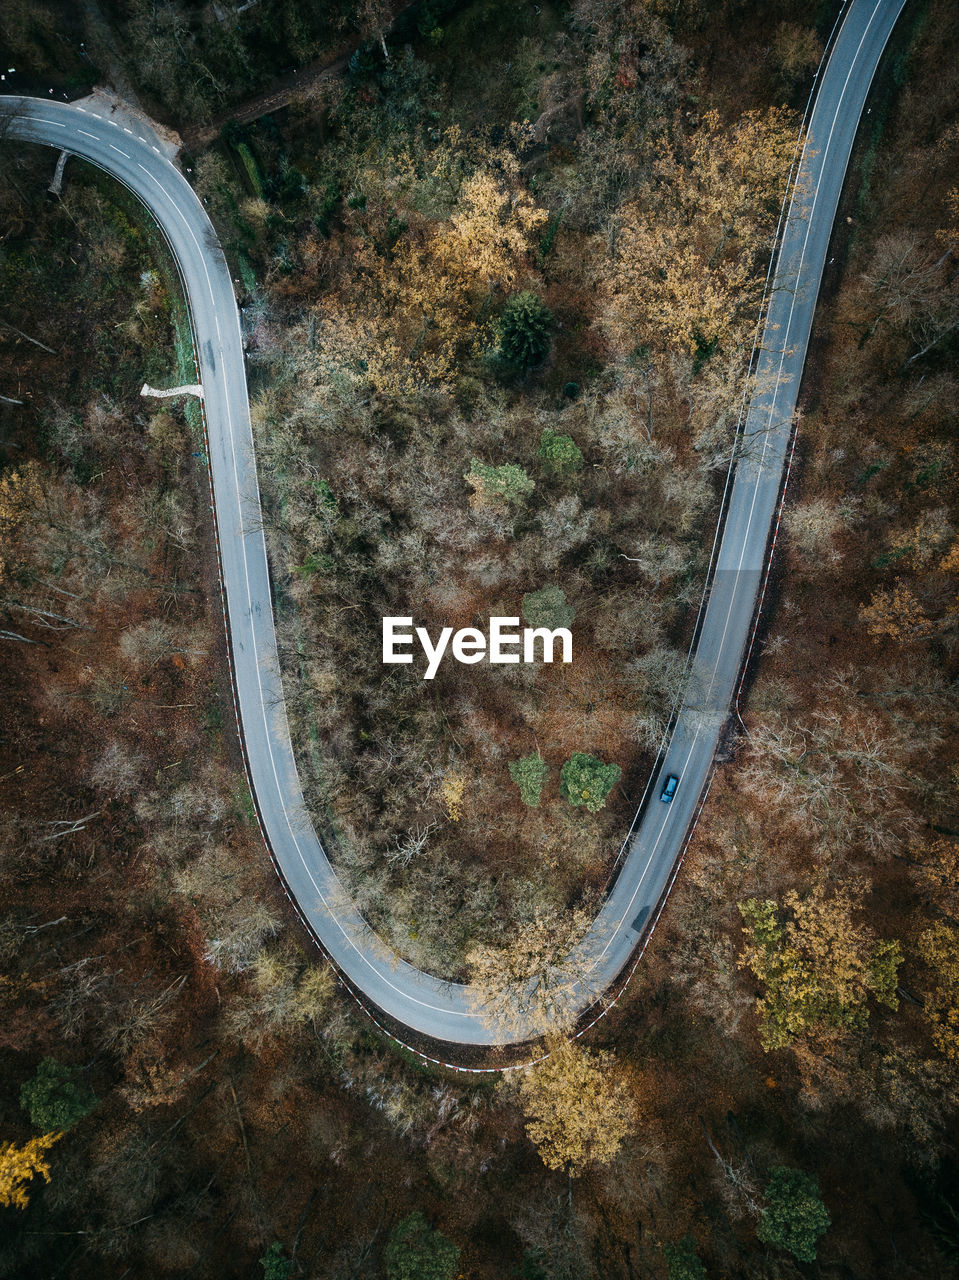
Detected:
[{"left": 660, "top": 773, "right": 679, "bottom": 804}]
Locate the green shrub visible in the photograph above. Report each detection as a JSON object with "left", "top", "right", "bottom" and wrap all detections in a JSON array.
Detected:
[
  {"left": 757, "top": 1166, "right": 831, "bottom": 1263},
  {"left": 538, "top": 427, "right": 583, "bottom": 474},
  {"left": 311, "top": 477, "right": 338, "bottom": 512},
  {"left": 235, "top": 142, "right": 264, "bottom": 198},
  {"left": 538, "top": 212, "right": 562, "bottom": 265},
  {"left": 521, "top": 585, "right": 575, "bottom": 631},
  {"left": 384, "top": 1212, "right": 459, "bottom": 1280},
  {"left": 509, "top": 753, "right": 549, "bottom": 807},
  {"left": 466, "top": 459, "right": 534, "bottom": 506},
  {"left": 259, "top": 1242, "right": 294, "bottom": 1280},
  {"left": 662, "top": 1236, "right": 707, "bottom": 1280},
  {"left": 499, "top": 291, "right": 554, "bottom": 369},
  {"left": 560, "top": 754, "right": 621, "bottom": 813},
  {"left": 20, "top": 1059, "right": 97, "bottom": 1132}
]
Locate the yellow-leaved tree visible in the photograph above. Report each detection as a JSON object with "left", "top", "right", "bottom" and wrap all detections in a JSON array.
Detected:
[
  {"left": 911, "top": 835, "right": 959, "bottom": 919},
  {"left": 433, "top": 162, "right": 546, "bottom": 292},
  {"left": 439, "top": 768, "right": 467, "bottom": 822},
  {"left": 0, "top": 1132, "right": 61, "bottom": 1209},
  {"left": 467, "top": 908, "right": 592, "bottom": 1037},
  {"left": 918, "top": 922, "right": 959, "bottom": 1063},
  {"left": 605, "top": 106, "right": 797, "bottom": 356},
  {"left": 510, "top": 1038, "right": 635, "bottom": 1176},
  {"left": 0, "top": 458, "right": 43, "bottom": 583},
  {"left": 860, "top": 582, "right": 935, "bottom": 640},
  {"left": 328, "top": 141, "right": 546, "bottom": 393},
  {"left": 738, "top": 880, "right": 902, "bottom": 1051}
]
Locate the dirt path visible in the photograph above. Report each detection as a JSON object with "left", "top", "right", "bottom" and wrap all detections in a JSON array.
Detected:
[
  {"left": 183, "top": 54, "right": 350, "bottom": 152},
  {"left": 81, "top": 0, "right": 144, "bottom": 110},
  {"left": 181, "top": 0, "right": 429, "bottom": 151}
]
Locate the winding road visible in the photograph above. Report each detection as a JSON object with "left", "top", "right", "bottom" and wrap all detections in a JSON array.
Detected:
[{"left": 0, "top": 0, "right": 908, "bottom": 1052}]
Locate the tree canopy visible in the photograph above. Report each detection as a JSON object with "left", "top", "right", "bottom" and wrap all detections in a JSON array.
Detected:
[
  {"left": 0, "top": 1133, "right": 61, "bottom": 1210},
  {"left": 918, "top": 922, "right": 959, "bottom": 1062},
  {"left": 606, "top": 106, "right": 797, "bottom": 356},
  {"left": 20, "top": 1058, "right": 97, "bottom": 1132},
  {"left": 662, "top": 1236, "right": 707, "bottom": 1280},
  {"left": 521, "top": 585, "right": 576, "bottom": 631},
  {"left": 538, "top": 427, "right": 584, "bottom": 474},
  {"left": 384, "top": 1212, "right": 459, "bottom": 1280},
  {"left": 509, "top": 752, "right": 550, "bottom": 807},
  {"left": 465, "top": 458, "right": 535, "bottom": 507},
  {"left": 756, "top": 1166, "right": 831, "bottom": 1263},
  {"left": 560, "top": 753, "right": 621, "bottom": 812},
  {"left": 738, "top": 881, "right": 902, "bottom": 1050},
  {"left": 512, "top": 1038, "right": 635, "bottom": 1175},
  {"left": 467, "top": 909, "right": 591, "bottom": 1036},
  {"left": 259, "top": 1241, "right": 294, "bottom": 1280},
  {"left": 499, "top": 290, "right": 554, "bottom": 368}
]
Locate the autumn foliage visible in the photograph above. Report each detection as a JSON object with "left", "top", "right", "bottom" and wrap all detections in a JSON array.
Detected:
[
  {"left": 739, "top": 882, "right": 902, "bottom": 1051},
  {"left": 0, "top": 1133, "right": 61, "bottom": 1210},
  {"left": 510, "top": 1038, "right": 635, "bottom": 1176}
]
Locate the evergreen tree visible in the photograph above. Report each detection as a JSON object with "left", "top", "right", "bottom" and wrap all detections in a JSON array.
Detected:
[
  {"left": 509, "top": 753, "right": 549, "bottom": 807},
  {"left": 538, "top": 427, "right": 583, "bottom": 474},
  {"left": 465, "top": 458, "right": 534, "bottom": 506},
  {"left": 20, "top": 1059, "right": 97, "bottom": 1133},
  {"left": 384, "top": 1212, "right": 459, "bottom": 1280},
  {"left": 521, "top": 585, "right": 575, "bottom": 631},
  {"left": 662, "top": 1237, "right": 707, "bottom": 1280},
  {"left": 757, "top": 1166, "right": 831, "bottom": 1263},
  {"left": 259, "top": 1242, "right": 294, "bottom": 1280},
  {"left": 499, "top": 291, "right": 554, "bottom": 368}
]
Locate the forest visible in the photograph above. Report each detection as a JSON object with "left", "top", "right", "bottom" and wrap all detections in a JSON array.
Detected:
[{"left": 1, "top": 0, "right": 958, "bottom": 1277}]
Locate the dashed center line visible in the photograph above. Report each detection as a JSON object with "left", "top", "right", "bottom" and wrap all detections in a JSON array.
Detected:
[{"left": 0, "top": 7, "right": 908, "bottom": 1052}]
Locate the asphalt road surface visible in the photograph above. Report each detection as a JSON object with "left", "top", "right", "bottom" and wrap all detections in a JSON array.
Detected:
[{"left": 1, "top": 0, "right": 908, "bottom": 1051}]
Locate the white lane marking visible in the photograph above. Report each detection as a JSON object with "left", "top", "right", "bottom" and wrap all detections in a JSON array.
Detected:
[
  {"left": 2, "top": 116, "right": 437, "bottom": 1009},
  {"left": 590, "top": 0, "right": 890, "bottom": 969},
  {"left": 123, "top": 127, "right": 133, "bottom": 134},
  {"left": 77, "top": 128, "right": 97, "bottom": 140},
  {"left": 136, "top": 160, "right": 162, "bottom": 185},
  {"left": 124, "top": 159, "right": 469, "bottom": 1020},
  {"left": 114, "top": 0, "right": 889, "bottom": 1027},
  {"left": 109, "top": 143, "right": 129, "bottom": 158},
  {"left": 5, "top": 3, "right": 901, "bottom": 1039}
]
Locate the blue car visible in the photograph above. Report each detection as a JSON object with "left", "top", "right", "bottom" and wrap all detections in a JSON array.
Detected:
[{"left": 660, "top": 773, "right": 679, "bottom": 803}]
